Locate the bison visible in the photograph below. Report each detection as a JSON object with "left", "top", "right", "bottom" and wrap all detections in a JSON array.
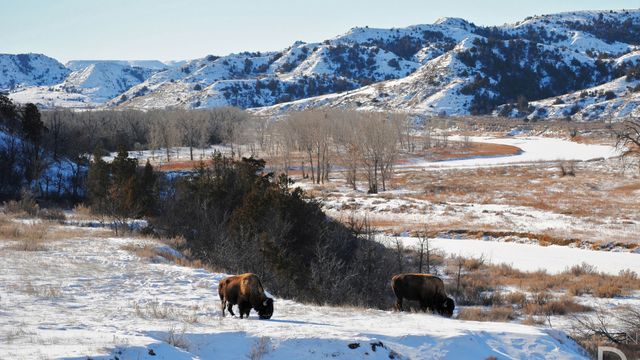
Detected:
[
  {"left": 218, "top": 273, "right": 274, "bottom": 319},
  {"left": 391, "top": 273, "right": 455, "bottom": 317}
]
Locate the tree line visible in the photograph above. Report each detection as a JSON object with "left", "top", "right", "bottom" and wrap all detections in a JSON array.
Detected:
[
  {"left": 40, "top": 106, "right": 250, "bottom": 162},
  {"left": 262, "top": 110, "right": 455, "bottom": 193},
  {"left": 0, "top": 95, "right": 73, "bottom": 200}
]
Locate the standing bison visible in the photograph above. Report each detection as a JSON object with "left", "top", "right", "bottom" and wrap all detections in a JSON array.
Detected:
[
  {"left": 391, "top": 273, "right": 455, "bottom": 317},
  {"left": 218, "top": 273, "right": 274, "bottom": 319}
]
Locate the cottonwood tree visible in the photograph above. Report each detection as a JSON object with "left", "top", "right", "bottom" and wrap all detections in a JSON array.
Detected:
[
  {"left": 615, "top": 118, "right": 640, "bottom": 172},
  {"left": 417, "top": 228, "right": 433, "bottom": 274},
  {"left": 174, "top": 110, "right": 206, "bottom": 161},
  {"left": 211, "top": 107, "right": 249, "bottom": 158},
  {"left": 149, "top": 112, "right": 179, "bottom": 162},
  {"left": 38, "top": 107, "right": 250, "bottom": 162},
  {"left": 287, "top": 110, "right": 332, "bottom": 184},
  {"left": 359, "top": 112, "right": 401, "bottom": 193},
  {"left": 332, "top": 111, "right": 362, "bottom": 190},
  {"left": 268, "top": 120, "right": 296, "bottom": 176}
]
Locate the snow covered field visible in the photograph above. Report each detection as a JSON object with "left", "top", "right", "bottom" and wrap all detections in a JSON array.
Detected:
[
  {"left": 0, "top": 227, "right": 589, "bottom": 359},
  {"left": 403, "top": 136, "right": 619, "bottom": 169},
  {"left": 306, "top": 134, "right": 639, "bottom": 248},
  {"left": 390, "top": 236, "right": 640, "bottom": 275}
]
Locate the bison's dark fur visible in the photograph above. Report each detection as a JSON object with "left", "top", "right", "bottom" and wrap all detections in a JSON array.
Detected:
[
  {"left": 391, "top": 273, "right": 455, "bottom": 317},
  {"left": 218, "top": 273, "right": 274, "bottom": 319}
]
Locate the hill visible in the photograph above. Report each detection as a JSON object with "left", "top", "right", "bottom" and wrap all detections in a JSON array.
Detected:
[{"left": 5, "top": 9, "right": 640, "bottom": 120}]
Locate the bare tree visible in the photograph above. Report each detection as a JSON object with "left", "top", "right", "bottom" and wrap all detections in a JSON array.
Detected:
[
  {"left": 417, "top": 228, "right": 432, "bottom": 273},
  {"left": 332, "top": 111, "right": 362, "bottom": 190},
  {"left": 360, "top": 112, "right": 401, "bottom": 193},
  {"left": 211, "top": 107, "right": 249, "bottom": 158},
  {"left": 287, "top": 110, "right": 331, "bottom": 184},
  {"left": 149, "top": 112, "right": 178, "bottom": 162},
  {"left": 174, "top": 110, "right": 207, "bottom": 161},
  {"left": 614, "top": 118, "right": 640, "bottom": 172},
  {"left": 392, "top": 237, "right": 405, "bottom": 273},
  {"left": 44, "top": 109, "right": 68, "bottom": 160}
]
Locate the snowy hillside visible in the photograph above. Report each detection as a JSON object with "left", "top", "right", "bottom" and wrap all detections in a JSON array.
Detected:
[
  {"left": 65, "top": 59, "right": 170, "bottom": 71},
  {"left": 5, "top": 9, "right": 640, "bottom": 119},
  {"left": 10, "top": 62, "right": 159, "bottom": 107},
  {"left": 0, "top": 229, "right": 588, "bottom": 359},
  {"left": 0, "top": 53, "right": 69, "bottom": 90},
  {"left": 0, "top": 128, "right": 82, "bottom": 198},
  {"left": 525, "top": 75, "right": 640, "bottom": 120}
]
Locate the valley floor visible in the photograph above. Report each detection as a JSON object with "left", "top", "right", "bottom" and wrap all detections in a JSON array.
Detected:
[{"left": 303, "top": 135, "right": 639, "bottom": 248}]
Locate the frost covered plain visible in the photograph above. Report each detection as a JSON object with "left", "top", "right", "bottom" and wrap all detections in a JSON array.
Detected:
[{"left": 0, "top": 225, "right": 589, "bottom": 360}]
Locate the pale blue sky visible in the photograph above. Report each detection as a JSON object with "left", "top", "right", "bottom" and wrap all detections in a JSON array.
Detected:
[{"left": 1, "top": 0, "right": 638, "bottom": 62}]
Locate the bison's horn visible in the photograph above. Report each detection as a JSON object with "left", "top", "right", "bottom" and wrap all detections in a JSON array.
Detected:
[{"left": 263, "top": 300, "right": 268, "bottom": 306}]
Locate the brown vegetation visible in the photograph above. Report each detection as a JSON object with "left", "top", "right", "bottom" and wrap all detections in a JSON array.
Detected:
[
  {"left": 399, "top": 141, "right": 521, "bottom": 163},
  {"left": 457, "top": 306, "right": 517, "bottom": 322},
  {"left": 0, "top": 216, "right": 49, "bottom": 251}
]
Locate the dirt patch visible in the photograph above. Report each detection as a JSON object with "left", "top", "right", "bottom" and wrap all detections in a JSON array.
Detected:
[{"left": 397, "top": 141, "right": 521, "bottom": 165}]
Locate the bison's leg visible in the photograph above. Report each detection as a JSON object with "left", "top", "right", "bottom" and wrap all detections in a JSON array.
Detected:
[
  {"left": 395, "top": 297, "right": 403, "bottom": 311},
  {"left": 238, "top": 302, "right": 250, "bottom": 319},
  {"left": 422, "top": 299, "right": 437, "bottom": 314},
  {"left": 221, "top": 298, "right": 227, "bottom": 317},
  {"left": 419, "top": 299, "right": 430, "bottom": 313},
  {"left": 227, "top": 302, "right": 236, "bottom": 317}
]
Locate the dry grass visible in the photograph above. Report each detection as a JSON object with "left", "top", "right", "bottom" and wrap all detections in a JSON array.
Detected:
[
  {"left": 396, "top": 141, "right": 521, "bottom": 165},
  {"left": 248, "top": 337, "right": 271, "bottom": 360},
  {"left": 134, "top": 300, "right": 173, "bottom": 319},
  {"left": 445, "top": 259, "right": 639, "bottom": 311},
  {"left": 317, "top": 152, "right": 640, "bottom": 245},
  {"left": 593, "top": 283, "right": 623, "bottom": 298},
  {"left": 163, "top": 326, "right": 189, "bottom": 350},
  {"left": 119, "top": 234, "right": 226, "bottom": 276},
  {"left": 0, "top": 220, "right": 49, "bottom": 251},
  {"left": 457, "top": 306, "right": 517, "bottom": 322},
  {"left": 492, "top": 263, "right": 639, "bottom": 298},
  {"left": 133, "top": 300, "right": 201, "bottom": 324},
  {"left": 121, "top": 243, "right": 161, "bottom": 259},
  {"left": 504, "top": 292, "right": 527, "bottom": 308},
  {"left": 3, "top": 325, "right": 37, "bottom": 344},
  {"left": 22, "top": 282, "right": 62, "bottom": 298},
  {"left": 157, "top": 160, "right": 213, "bottom": 172},
  {"left": 523, "top": 296, "right": 592, "bottom": 316},
  {"left": 0, "top": 213, "right": 110, "bottom": 250},
  {"left": 70, "top": 203, "right": 94, "bottom": 220}
]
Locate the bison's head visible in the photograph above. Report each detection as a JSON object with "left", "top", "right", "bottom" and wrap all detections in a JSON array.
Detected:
[
  {"left": 257, "top": 298, "right": 274, "bottom": 319},
  {"left": 437, "top": 297, "right": 455, "bottom": 318}
]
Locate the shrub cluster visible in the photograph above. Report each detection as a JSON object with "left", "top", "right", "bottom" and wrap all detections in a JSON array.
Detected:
[{"left": 152, "top": 156, "right": 399, "bottom": 307}]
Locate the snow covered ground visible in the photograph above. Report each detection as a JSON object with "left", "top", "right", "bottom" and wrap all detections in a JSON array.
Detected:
[
  {"left": 316, "top": 135, "right": 637, "bottom": 246},
  {"left": 403, "top": 136, "right": 619, "bottom": 170},
  {"left": 0, "top": 227, "right": 589, "bottom": 359},
  {"left": 388, "top": 236, "right": 640, "bottom": 275},
  {"left": 103, "top": 144, "right": 237, "bottom": 164}
]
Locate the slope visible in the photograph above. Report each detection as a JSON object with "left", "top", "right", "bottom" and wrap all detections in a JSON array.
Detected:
[{"left": 0, "top": 230, "right": 588, "bottom": 359}]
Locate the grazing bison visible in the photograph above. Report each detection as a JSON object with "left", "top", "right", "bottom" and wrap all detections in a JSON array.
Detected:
[
  {"left": 218, "top": 273, "right": 274, "bottom": 319},
  {"left": 391, "top": 273, "right": 455, "bottom": 317}
]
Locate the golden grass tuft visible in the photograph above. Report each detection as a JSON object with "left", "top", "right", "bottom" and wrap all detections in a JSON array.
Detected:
[
  {"left": 457, "top": 306, "right": 517, "bottom": 322},
  {"left": 0, "top": 220, "right": 49, "bottom": 251},
  {"left": 522, "top": 296, "right": 592, "bottom": 316}
]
